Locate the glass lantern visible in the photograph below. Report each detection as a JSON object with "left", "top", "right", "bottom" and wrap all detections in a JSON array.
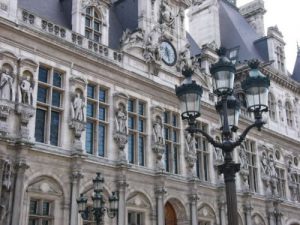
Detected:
[
  {"left": 93, "top": 173, "right": 104, "bottom": 192},
  {"left": 77, "top": 194, "right": 88, "bottom": 213},
  {"left": 109, "top": 192, "right": 119, "bottom": 213}
]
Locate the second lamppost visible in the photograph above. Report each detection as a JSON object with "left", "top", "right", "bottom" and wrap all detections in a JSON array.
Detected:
[
  {"left": 175, "top": 48, "right": 270, "bottom": 225},
  {"left": 77, "top": 173, "right": 118, "bottom": 225}
]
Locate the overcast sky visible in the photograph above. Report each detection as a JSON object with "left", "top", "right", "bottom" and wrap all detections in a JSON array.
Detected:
[{"left": 237, "top": 0, "right": 300, "bottom": 73}]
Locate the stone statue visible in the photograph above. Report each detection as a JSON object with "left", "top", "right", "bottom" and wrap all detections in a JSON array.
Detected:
[
  {"left": 115, "top": 103, "right": 127, "bottom": 134},
  {"left": 120, "top": 28, "right": 131, "bottom": 46},
  {"left": 153, "top": 116, "right": 164, "bottom": 145},
  {"left": 0, "top": 68, "right": 14, "bottom": 101},
  {"left": 144, "top": 34, "right": 160, "bottom": 64},
  {"left": 214, "top": 146, "right": 224, "bottom": 163},
  {"left": 120, "top": 28, "right": 145, "bottom": 47},
  {"left": 2, "top": 161, "right": 11, "bottom": 190},
  {"left": 269, "top": 155, "right": 277, "bottom": 178},
  {"left": 261, "top": 152, "right": 270, "bottom": 176},
  {"left": 20, "top": 76, "right": 33, "bottom": 105},
  {"left": 239, "top": 143, "right": 249, "bottom": 170},
  {"left": 160, "top": 0, "right": 175, "bottom": 28},
  {"left": 185, "top": 132, "right": 196, "bottom": 154},
  {"left": 71, "top": 92, "right": 86, "bottom": 122},
  {"left": 177, "top": 44, "right": 193, "bottom": 72}
]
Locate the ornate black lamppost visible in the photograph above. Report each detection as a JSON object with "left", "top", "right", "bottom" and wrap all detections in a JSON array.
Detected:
[
  {"left": 77, "top": 173, "right": 118, "bottom": 225},
  {"left": 175, "top": 48, "right": 270, "bottom": 225}
]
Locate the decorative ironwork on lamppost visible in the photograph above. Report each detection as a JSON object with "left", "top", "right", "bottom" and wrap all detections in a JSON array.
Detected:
[
  {"left": 77, "top": 173, "right": 118, "bottom": 225},
  {"left": 175, "top": 48, "right": 270, "bottom": 225}
]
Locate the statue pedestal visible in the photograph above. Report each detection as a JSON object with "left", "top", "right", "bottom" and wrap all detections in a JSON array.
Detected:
[
  {"left": 114, "top": 132, "right": 128, "bottom": 163},
  {"left": 16, "top": 103, "right": 35, "bottom": 140},
  {"left": 152, "top": 143, "right": 165, "bottom": 171},
  {"left": 69, "top": 119, "right": 86, "bottom": 152},
  {"left": 0, "top": 100, "right": 15, "bottom": 136},
  {"left": 185, "top": 153, "right": 196, "bottom": 178}
]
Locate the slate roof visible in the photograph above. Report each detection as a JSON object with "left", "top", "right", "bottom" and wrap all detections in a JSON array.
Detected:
[
  {"left": 292, "top": 50, "right": 300, "bottom": 82},
  {"left": 187, "top": 32, "right": 202, "bottom": 57},
  {"left": 19, "top": 0, "right": 72, "bottom": 29},
  {"left": 219, "top": 0, "right": 263, "bottom": 62}
]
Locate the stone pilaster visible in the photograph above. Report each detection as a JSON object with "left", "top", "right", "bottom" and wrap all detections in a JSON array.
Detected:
[
  {"left": 0, "top": 100, "right": 14, "bottom": 137},
  {"left": 70, "top": 171, "right": 83, "bottom": 225},
  {"left": 155, "top": 186, "right": 167, "bottom": 225},
  {"left": 11, "top": 160, "right": 29, "bottom": 225},
  {"left": 117, "top": 180, "right": 128, "bottom": 225},
  {"left": 189, "top": 194, "right": 198, "bottom": 225}
]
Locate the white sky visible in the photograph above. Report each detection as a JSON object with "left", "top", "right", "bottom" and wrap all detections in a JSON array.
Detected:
[{"left": 237, "top": 0, "right": 300, "bottom": 73}]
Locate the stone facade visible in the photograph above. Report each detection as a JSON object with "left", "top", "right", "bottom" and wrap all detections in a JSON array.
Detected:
[{"left": 0, "top": 1, "right": 300, "bottom": 225}]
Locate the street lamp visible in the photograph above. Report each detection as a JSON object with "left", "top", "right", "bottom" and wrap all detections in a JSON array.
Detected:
[
  {"left": 175, "top": 48, "right": 270, "bottom": 225},
  {"left": 77, "top": 173, "right": 118, "bottom": 225}
]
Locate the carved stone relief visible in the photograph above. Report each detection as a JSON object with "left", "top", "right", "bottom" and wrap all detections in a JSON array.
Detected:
[
  {"left": 113, "top": 92, "right": 129, "bottom": 163},
  {"left": 239, "top": 142, "right": 250, "bottom": 191},
  {"left": 120, "top": 28, "right": 145, "bottom": 50},
  {"left": 151, "top": 106, "right": 165, "bottom": 171}
]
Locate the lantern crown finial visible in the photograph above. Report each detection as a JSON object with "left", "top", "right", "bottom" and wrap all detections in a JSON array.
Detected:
[
  {"left": 248, "top": 59, "right": 260, "bottom": 70},
  {"left": 216, "top": 47, "right": 227, "bottom": 57}
]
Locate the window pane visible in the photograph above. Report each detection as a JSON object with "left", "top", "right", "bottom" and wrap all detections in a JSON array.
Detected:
[
  {"left": 128, "top": 134, "right": 134, "bottom": 164},
  {"left": 204, "top": 154, "right": 208, "bottom": 181},
  {"left": 99, "top": 107, "right": 106, "bottom": 121},
  {"left": 86, "top": 102, "right": 94, "bottom": 117},
  {"left": 29, "top": 219, "right": 38, "bottom": 225},
  {"left": 42, "top": 201, "right": 50, "bottom": 215},
  {"left": 50, "top": 111, "right": 60, "bottom": 146},
  {"left": 37, "top": 86, "right": 48, "bottom": 103},
  {"left": 35, "top": 109, "right": 46, "bottom": 143},
  {"left": 94, "top": 33, "right": 100, "bottom": 43},
  {"left": 164, "top": 112, "right": 169, "bottom": 123},
  {"left": 85, "top": 30, "right": 92, "bottom": 39},
  {"left": 86, "top": 7, "right": 91, "bottom": 15},
  {"left": 165, "top": 144, "right": 169, "bottom": 172},
  {"left": 94, "top": 21, "right": 100, "bottom": 31},
  {"left": 138, "top": 103, "right": 144, "bottom": 115},
  {"left": 164, "top": 128, "right": 169, "bottom": 140},
  {"left": 128, "top": 116, "right": 134, "bottom": 129},
  {"left": 99, "top": 89, "right": 106, "bottom": 102},
  {"left": 38, "top": 67, "right": 48, "bottom": 82},
  {"left": 128, "top": 100, "right": 134, "bottom": 112},
  {"left": 196, "top": 153, "right": 201, "bottom": 178},
  {"left": 52, "top": 91, "right": 61, "bottom": 107},
  {"left": 173, "top": 130, "right": 177, "bottom": 142},
  {"left": 85, "top": 17, "right": 91, "bottom": 27},
  {"left": 87, "top": 85, "right": 95, "bottom": 98},
  {"left": 86, "top": 122, "right": 94, "bottom": 154},
  {"left": 53, "top": 71, "right": 62, "bottom": 87},
  {"left": 174, "top": 147, "right": 178, "bottom": 174},
  {"left": 138, "top": 136, "right": 144, "bottom": 166},
  {"left": 29, "top": 200, "right": 38, "bottom": 214},
  {"left": 172, "top": 115, "right": 177, "bottom": 127},
  {"left": 98, "top": 125, "right": 105, "bottom": 157},
  {"left": 42, "top": 220, "right": 50, "bottom": 225},
  {"left": 138, "top": 119, "right": 144, "bottom": 132}
]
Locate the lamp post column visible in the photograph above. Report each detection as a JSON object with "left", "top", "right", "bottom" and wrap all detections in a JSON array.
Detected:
[{"left": 218, "top": 153, "right": 240, "bottom": 225}]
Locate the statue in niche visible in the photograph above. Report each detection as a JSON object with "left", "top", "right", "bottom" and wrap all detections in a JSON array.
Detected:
[
  {"left": 239, "top": 143, "right": 249, "bottom": 170},
  {"left": 20, "top": 76, "right": 33, "bottom": 105},
  {"left": 160, "top": 0, "right": 175, "bottom": 28},
  {"left": 261, "top": 151, "right": 270, "bottom": 176},
  {"left": 153, "top": 116, "right": 164, "bottom": 145},
  {"left": 185, "top": 132, "right": 196, "bottom": 154},
  {"left": 287, "top": 160, "right": 296, "bottom": 183},
  {"left": 269, "top": 154, "right": 278, "bottom": 178},
  {"left": 0, "top": 68, "right": 14, "bottom": 101},
  {"left": 177, "top": 44, "right": 193, "bottom": 72},
  {"left": 115, "top": 103, "right": 128, "bottom": 134},
  {"left": 71, "top": 92, "right": 86, "bottom": 122}
]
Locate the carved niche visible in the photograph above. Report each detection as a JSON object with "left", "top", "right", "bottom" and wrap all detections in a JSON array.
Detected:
[
  {"left": 113, "top": 92, "right": 129, "bottom": 163},
  {"left": 16, "top": 58, "right": 38, "bottom": 140},
  {"left": 151, "top": 105, "right": 165, "bottom": 171},
  {"left": 69, "top": 76, "right": 87, "bottom": 152}
]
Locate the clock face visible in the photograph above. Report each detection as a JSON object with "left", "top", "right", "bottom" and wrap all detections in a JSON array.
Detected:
[{"left": 160, "top": 41, "right": 177, "bottom": 66}]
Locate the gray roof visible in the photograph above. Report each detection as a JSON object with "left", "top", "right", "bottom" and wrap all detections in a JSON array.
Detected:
[
  {"left": 292, "top": 50, "right": 300, "bottom": 82},
  {"left": 19, "top": 0, "right": 72, "bottom": 29},
  {"left": 219, "top": 0, "right": 263, "bottom": 62},
  {"left": 186, "top": 32, "right": 202, "bottom": 57}
]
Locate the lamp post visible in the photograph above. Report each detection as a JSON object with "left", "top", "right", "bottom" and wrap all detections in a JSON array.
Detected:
[
  {"left": 77, "top": 173, "right": 118, "bottom": 225},
  {"left": 175, "top": 48, "right": 270, "bottom": 225}
]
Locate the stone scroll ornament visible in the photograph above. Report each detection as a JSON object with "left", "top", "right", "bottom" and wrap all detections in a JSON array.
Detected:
[
  {"left": 151, "top": 106, "right": 165, "bottom": 171},
  {"left": 113, "top": 92, "right": 129, "bottom": 163}
]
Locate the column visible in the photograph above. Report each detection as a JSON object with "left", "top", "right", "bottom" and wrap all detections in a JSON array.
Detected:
[
  {"left": 118, "top": 180, "right": 127, "bottom": 225},
  {"left": 156, "top": 187, "right": 166, "bottom": 225},
  {"left": 11, "top": 160, "right": 29, "bottom": 225},
  {"left": 243, "top": 203, "right": 252, "bottom": 225},
  {"left": 70, "top": 171, "right": 83, "bottom": 225},
  {"left": 189, "top": 194, "right": 198, "bottom": 225},
  {"left": 218, "top": 200, "right": 226, "bottom": 225}
]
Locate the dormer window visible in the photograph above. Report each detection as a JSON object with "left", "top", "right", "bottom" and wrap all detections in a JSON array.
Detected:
[
  {"left": 85, "top": 7, "right": 102, "bottom": 43},
  {"left": 276, "top": 46, "right": 285, "bottom": 72}
]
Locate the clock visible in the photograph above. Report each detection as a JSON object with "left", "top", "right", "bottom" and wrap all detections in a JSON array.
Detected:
[{"left": 160, "top": 41, "right": 177, "bottom": 66}]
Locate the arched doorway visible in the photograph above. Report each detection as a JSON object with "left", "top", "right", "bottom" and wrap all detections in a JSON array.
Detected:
[{"left": 165, "top": 202, "right": 177, "bottom": 225}]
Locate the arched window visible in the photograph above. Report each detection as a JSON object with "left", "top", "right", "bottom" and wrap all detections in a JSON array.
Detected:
[
  {"left": 268, "top": 93, "right": 276, "bottom": 121},
  {"left": 85, "top": 7, "right": 102, "bottom": 43},
  {"left": 285, "top": 102, "right": 293, "bottom": 127}
]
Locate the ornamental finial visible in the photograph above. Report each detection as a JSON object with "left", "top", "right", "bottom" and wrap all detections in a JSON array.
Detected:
[{"left": 248, "top": 59, "right": 260, "bottom": 70}]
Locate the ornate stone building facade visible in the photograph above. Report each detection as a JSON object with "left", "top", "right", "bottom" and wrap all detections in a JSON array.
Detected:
[{"left": 0, "top": 0, "right": 299, "bottom": 225}]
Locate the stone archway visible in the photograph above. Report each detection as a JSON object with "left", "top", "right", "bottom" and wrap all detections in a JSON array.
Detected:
[{"left": 165, "top": 202, "right": 177, "bottom": 225}]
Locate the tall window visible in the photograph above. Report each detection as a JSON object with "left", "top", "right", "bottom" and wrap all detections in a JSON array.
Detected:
[
  {"left": 276, "top": 46, "right": 285, "bottom": 72},
  {"left": 164, "top": 111, "right": 180, "bottom": 174},
  {"left": 85, "top": 7, "right": 102, "bottom": 43},
  {"left": 244, "top": 140, "right": 258, "bottom": 192},
  {"left": 127, "top": 99, "right": 147, "bottom": 166},
  {"left": 35, "top": 66, "right": 64, "bottom": 146},
  {"left": 268, "top": 93, "right": 276, "bottom": 121},
  {"left": 285, "top": 102, "right": 293, "bottom": 127},
  {"left": 195, "top": 122, "right": 209, "bottom": 181},
  {"left": 85, "top": 84, "right": 109, "bottom": 156},
  {"left": 29, "top": 199, "right": 54, "bottom": 225},
  {"left": 276, "top": 167, "right": 286, "bottom": 198},
  {"left": 128, "top": 211, "right": 144, "bottom": 225}
]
